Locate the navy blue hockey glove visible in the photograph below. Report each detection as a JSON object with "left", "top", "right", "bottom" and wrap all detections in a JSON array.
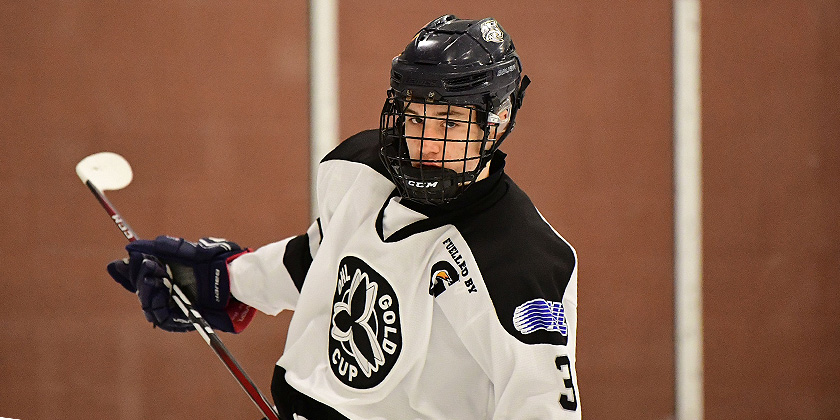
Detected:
[{"left": 107, "top": 236, "right": 256, "bottom": 333}]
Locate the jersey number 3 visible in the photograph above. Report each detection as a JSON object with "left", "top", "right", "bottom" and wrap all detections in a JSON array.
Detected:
[{"left": 555, "top": 355, "right": 578, "bottom": 411}]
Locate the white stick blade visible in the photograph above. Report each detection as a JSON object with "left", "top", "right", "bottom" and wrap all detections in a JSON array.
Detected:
[{"left": 76, "top": 152, "right": 133, "bottom": 190}]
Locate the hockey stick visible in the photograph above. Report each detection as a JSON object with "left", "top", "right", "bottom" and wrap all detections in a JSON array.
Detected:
[{"left": 76, "top": 152, "right": 283, "bottom": 420}]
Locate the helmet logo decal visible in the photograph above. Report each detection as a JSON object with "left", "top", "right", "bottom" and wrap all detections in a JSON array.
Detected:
[
  {"left": 497, "top": 63, "right": 517, "bottom": 77},
  {"left": 480, "top": 19, "right": 504, "bottom": 43},
  {"left": 330, "top": 256, "right": 402, "bottom": 388}
]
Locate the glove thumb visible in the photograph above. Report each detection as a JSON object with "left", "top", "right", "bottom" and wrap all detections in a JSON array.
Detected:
[{"left": 107, "top": 257, "right": 135, "bottom": 293}]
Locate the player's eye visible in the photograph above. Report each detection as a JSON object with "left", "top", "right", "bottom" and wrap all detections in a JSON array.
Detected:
[{"left": 407, "top": 116, "right": 424, "bottom": 125}]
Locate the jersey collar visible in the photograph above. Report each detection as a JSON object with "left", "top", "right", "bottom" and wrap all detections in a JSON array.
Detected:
[{"left": 376, "top": 151, "right": 509, "bottom": 242}]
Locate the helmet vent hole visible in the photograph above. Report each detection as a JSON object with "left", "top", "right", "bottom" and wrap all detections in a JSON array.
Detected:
[{"left": 444, "top": 73, "right": 488, "bottom": 92}]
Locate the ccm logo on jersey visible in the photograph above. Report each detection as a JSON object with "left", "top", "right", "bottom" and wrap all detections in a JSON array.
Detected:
[
  {"left": 513, "top": 298, "right": 568, "bottom": 336},
  {"left": 442, "top": 237, "right": 477, "bottom": 293},
  {"left": 330, "top": 256, "right": 402, "bottom": 389}
]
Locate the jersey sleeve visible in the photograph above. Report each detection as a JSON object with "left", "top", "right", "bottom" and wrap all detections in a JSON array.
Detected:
[
  {"left": 229, "top": 131, "right": 386, "bottom": 317},
  {"left": 446, "top": 266, "right": 580, "bottom": 419},
  {"left": 228, "top": 219, "right": 322, "bottom": 315},
  {"left": 447, "top": 181, "right": 581, "bottom": 418},
  {"left": 494, "top": 268, "right": 579, "bottom": 419},
  {"left": 226, "top": 133, "right": 342, "bottom": 316}
]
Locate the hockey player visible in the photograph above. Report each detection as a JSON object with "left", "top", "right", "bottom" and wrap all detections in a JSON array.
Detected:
[{"left": 107, "top": 15, "right": 580, "bottom": 419}]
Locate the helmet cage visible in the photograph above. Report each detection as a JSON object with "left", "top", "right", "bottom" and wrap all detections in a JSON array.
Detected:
[{"left": 379, "top": 91, "right": 504, "bottom": 205}]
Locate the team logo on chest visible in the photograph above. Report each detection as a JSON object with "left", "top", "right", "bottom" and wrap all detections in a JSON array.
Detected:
[{"left": 329, "top": 256, "right": 402, "bottom": 389}]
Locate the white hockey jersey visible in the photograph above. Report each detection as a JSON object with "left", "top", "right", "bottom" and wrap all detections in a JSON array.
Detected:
[{"left": 229, "top": 130, "right": 580, "bottom": 419}]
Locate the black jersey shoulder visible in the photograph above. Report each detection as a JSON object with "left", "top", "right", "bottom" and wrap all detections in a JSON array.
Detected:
[
  {"left": 321, "top": 129, "right": 391, "bottom": 179},
  {"left": 454, "top": 175, "right": 576, "bottom": 346}
]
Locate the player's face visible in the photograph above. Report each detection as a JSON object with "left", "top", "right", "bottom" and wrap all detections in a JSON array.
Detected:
[{"left": 403, "top": 102, "right": 488, "bottom": 175}]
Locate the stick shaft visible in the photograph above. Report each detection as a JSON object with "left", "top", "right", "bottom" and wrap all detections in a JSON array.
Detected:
[
  {"left": 85, "top": 180, "right": 282, "bottom": 420},
  {"left": 86, "top": 182, "right": 136, "bottom": 241}
]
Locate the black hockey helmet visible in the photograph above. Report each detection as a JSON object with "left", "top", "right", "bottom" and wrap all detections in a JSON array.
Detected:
[{"left": 379, "top": 15, "right": 530, "bottom": 205}]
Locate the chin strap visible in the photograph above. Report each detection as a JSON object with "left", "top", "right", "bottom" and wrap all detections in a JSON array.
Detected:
[{"left": 515, "top": 75, "right": 531, "bottom": 110}]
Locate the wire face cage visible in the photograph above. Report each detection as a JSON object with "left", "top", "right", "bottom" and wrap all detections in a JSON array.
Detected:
[{"left": 379, "top": 94, "right": 500, "bottom": 205}]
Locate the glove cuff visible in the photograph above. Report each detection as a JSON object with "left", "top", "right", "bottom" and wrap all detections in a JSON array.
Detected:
[
  {"left": 202, "top": 248, "right": 251, "bottom": 310},
  {"left": 226, "top": 299, "right": 257, "bottom": 333},
  {"left": 223, "top": 248, "right": 255, "bottom": 333}
]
